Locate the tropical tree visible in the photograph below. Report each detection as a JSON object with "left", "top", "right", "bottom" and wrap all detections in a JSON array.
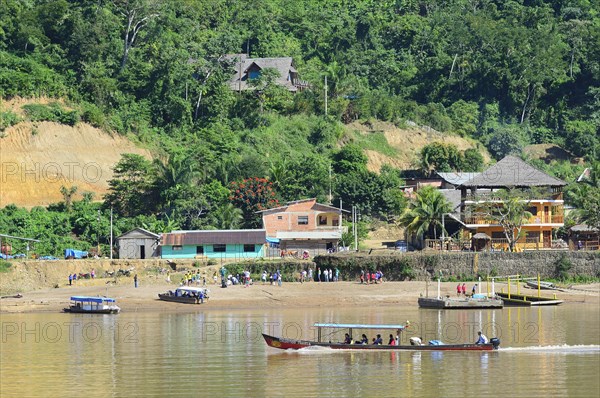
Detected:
[
  {"left": 474, "top": 189, "right": 534, "bottom": 252},
  {"left": 229, "top": 177, "right": 279, "bottom": 228},
  {"left": 209, "top": 203, "right": 243, "bottom": 230},
  {"left": 398, "top": 186, "right": 452, "bottom": 247}
]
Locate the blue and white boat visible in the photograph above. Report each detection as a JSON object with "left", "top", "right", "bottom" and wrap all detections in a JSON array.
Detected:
[{"left": 63, "top": 296, "right": 120, "bottom": 314}]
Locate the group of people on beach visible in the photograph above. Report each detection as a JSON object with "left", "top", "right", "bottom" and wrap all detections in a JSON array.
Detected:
[
  {"left": 316, "top": 267, "right": 339, "bottom": 282},
  {"left": 359, "top": 269, "right": 384, "bottom": 284},
  {"left": 181, "top": 270, "right": 206, "bottom": 287},
  {"left": 67, "top": 269, "right": 95, "bottom": 286}
]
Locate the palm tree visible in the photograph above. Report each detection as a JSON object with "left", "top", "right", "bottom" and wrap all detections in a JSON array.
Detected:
[
  {"left": 398, "top": 186, "right": 452, "bottom": 247},
  {"left": 210, "top": 203, "right": 244, "bottom": 230}
]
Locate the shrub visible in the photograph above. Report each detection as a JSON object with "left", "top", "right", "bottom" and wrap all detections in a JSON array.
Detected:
[
  {"left": 0, "top": 259, "right": 12, "bottom": 272},
  {"left": 554, "top": 253, "right": 572, "bottom": 281},
  {"left": 22, "top": 102, "right": 80, "bottom": 126},
  {"left": 0, "top": 110, "right": 21, "bottom": 131}
]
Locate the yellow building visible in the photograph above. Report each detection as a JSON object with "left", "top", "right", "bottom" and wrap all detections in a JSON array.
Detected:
[{"left": 458, "top": 156, "right": 566, "bottom": 251}]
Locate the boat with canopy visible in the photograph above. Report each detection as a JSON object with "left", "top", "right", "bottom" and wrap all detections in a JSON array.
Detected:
[
  {"left": 263, "top": 322, "right": 499, "bottom": 351},
  {"left": 63, "top": 296, "right": 120, "bottom": 314}
]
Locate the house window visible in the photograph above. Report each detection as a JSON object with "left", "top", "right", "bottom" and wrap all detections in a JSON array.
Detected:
[
  {"left": 172, "top": 245, "right": 183, "bottom": 251},
  {"left": 249, "top": 70, "right": 261, "bottom": 80},
  {"left": 332, "top": 218, "right": 339, "bottom": 226},
  {"left": 213, "top": 244, "right": 226, "bottom": 252},
  {"left": 491, "top": 232, "right": 504, "bottom": 239},
  {"left": 196, "top": 246, "right": 204, "bottom": 254},
  {"left": 527, "top": 206, "right": 538, "bottom": 216},
  {"left": 243, "top": 244, "right": 255, "bottom": 252},
  {"left": 318, "top": 215, "right": 327, "bottom": 225},
  {"left": 277, "top": 216, "right": 283, "bottom": 220},
  {"left": 298, "top": 216, "right": 308, "bottom": 225}
]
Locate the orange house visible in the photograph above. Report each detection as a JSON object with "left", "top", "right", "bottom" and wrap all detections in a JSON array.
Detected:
[
  {"left": 458, "top": 156, "right": 566, "bottom": 250},
  {"left": 258, "top": 198, "right": 347, "bottom": 256}
]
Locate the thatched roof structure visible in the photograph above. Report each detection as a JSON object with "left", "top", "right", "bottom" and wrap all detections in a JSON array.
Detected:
[{"left": 459, "top": 156, "right": 566, "bottom": 188}]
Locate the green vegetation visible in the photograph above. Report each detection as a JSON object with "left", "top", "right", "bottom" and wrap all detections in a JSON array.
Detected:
[
  {"left": 1, "top": 1, "right": 599, "bottom": 254},
  {"left": 0, "top": 259, "right": 12, "bottom": 272}
]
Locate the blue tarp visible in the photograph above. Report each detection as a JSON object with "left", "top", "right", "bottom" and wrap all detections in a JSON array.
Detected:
[
  {"left": 266, "top": 237, "right": 280, "bottom": 248},
  {"left": 64, "top": 249, "right": 88, "bottom": 259}
]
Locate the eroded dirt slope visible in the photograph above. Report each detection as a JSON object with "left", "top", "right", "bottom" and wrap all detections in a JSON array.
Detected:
[{"left": 1, "top": 99, "right": 150, "bottom": 207}]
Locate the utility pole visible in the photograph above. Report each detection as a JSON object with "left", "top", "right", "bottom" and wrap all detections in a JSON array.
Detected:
[
  {"left": 110, "top": 207, "right": 113, "bottom": 259},
  {"left": 328, "top": 164, "right": 333, "bottom": 204},
  {"left": 324, "top": 75, "right": 328, "bottom": 116},
  {"left": 97, "top": 209, "right": 101, "bottom": 256}
]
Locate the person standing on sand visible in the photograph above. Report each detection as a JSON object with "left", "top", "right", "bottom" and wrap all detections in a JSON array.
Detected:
[
  {"left": 134, "top": 273, "right": 138, "bottom": 288},
  {"left": 461, "top": 283, "right": 466, "bottom": 296},
  {"left": 69, "top": 274, "right": 72, "bottom": 286},
  {"left": 457, "top": 283, "right": 461, "bottom": 296}
]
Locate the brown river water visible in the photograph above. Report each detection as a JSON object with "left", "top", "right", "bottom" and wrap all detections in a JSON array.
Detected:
[{"left": 1, "top": 304, "right": 598, "bottom": 397}]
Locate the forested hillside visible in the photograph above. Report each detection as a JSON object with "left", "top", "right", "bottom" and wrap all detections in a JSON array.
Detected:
[{"left": 1, "top": 0, "right": 599, "bottom": 256}]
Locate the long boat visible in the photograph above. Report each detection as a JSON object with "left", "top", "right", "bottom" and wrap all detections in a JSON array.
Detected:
[
  {"left": 158, "top": 286, "right": 209, "bottom": 304},
  {"left": 63, "top": 296, "right": 120, "bottom": 314},
  {"left": 263, "top": 323, "right": 499, "bottom": 351}
]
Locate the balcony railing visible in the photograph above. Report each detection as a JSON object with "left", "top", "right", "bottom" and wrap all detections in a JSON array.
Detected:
[
  {"left": 464, "top": 192, "right": 563, "bottom": 202},
  {"left": 462, "top": 214, "right": 564, "bottom": 225},
  {"left": 425, "top": 238, "right": 552, "bottom": 251}
]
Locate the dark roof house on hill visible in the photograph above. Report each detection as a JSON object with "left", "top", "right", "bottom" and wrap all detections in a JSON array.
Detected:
[{"left": 224, "top": 54, "right": 309, "bottom": 92}]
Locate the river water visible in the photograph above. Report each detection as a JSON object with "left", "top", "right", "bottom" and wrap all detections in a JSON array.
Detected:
[{"left": 1, "top": 304, "right": 598, "bottom": 397}]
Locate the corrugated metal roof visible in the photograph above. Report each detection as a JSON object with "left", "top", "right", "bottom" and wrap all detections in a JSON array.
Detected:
[
  {"left": 162, "top": 230, "right": 266, "bottom": 246},
  {"left": 117, "top": 228, "right": 161, "bottom": 240}
]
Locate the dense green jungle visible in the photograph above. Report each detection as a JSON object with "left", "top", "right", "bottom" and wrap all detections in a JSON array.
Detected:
[{"left": 0, "top": 0, "right": 598, "bottom": 257}]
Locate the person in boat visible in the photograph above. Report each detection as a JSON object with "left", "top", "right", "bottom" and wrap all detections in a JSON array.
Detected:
[
  {"left": 409, "top": 337, "right": 423, "bottom": 346},
  {"left": 373, "top": 334, "right": 383, "bottom": 345},
  {"left": 343, "top": 333, "right": 351, "bottom": 344},
  {"left": 388, "top": 334, "right": 396, "bottom": 346},
  {"left": 360, "top": 334, "right": 368, "bottom": 344},
  {"left": 475, "top": 331, "right": 489, "bottom": 345}
]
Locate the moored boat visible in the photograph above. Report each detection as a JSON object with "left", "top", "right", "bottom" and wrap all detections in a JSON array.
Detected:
[
  {"left": 525, "top": 280, "right": 556, "bottom": 290},
  {"left": 158, "top": 286, "right": 209, "bottom": 304},
  {"left": 63, "top": 296, "right": 120, "bottom": 314},
  {"left": 263, "top": 323, "right": 499, "bottom": 351}
]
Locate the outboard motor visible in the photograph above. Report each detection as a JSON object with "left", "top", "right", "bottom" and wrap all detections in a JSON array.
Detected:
[
  {"left": 490, "top": 337, "right": 500, "bottom": 350},
  {"left": 409, "top": 337, "right": 422, "bottom": 346}
]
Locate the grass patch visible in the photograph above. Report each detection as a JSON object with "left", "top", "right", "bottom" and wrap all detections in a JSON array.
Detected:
[
  {"left": 0, "top": 259, "right": 12, "bottom": 272},
  {"left": 352, "top": 130, "right": 398, "bottom": 157}
]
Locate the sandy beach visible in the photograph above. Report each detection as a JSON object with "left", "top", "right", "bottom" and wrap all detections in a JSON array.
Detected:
[{"left": 1, "top": 276, "right": 598, "bottom": 314}]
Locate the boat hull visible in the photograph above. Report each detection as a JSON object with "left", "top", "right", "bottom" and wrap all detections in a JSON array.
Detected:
[
  {"left": 262, "top": 334, "right": 495, "bottom": 351},
  {"left": 63, "top": 307, "right": 120, "bottom": 314},
  {"left": 158, "top": 294, "right": 206, "bottom": 304}
]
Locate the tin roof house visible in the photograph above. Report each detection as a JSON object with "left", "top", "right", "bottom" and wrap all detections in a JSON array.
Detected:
[{"left": 161, "top": 229, "right": 266, "bottom": 260}]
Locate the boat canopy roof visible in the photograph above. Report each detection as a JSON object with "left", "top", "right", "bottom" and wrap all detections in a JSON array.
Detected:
[
  {"left": 70, "top": 296, "right": 116, "bottom": 303},
  {"left": 175, "top": 287, "right": 208, "bottom": 293},
  {"left": 314, "top": 323, "right": 406, "bottom": 330}
]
